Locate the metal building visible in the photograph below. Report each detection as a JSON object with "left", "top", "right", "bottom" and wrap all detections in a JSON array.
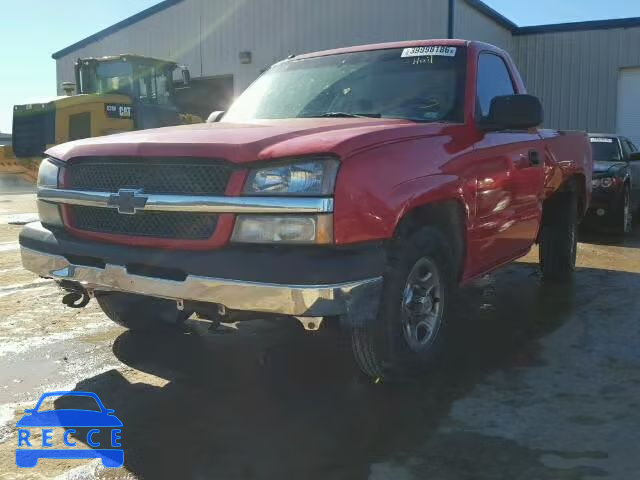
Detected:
[{"left": 52, "top": 0, "right": 640, "bottom": 144}]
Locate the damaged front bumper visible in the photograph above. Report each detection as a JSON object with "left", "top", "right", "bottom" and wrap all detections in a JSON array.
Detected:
[{"left": 19, "top": 223, "right": 384, "bottom": 327}]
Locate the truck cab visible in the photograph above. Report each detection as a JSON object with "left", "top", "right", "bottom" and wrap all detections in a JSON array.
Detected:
[{"left": 75, "top": 55, "right": 191, "bottom": 130}]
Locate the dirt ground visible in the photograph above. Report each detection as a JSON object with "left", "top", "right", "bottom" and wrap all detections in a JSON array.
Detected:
[{"left": 1, "top": 173, "right": 639, "bottom": 479}]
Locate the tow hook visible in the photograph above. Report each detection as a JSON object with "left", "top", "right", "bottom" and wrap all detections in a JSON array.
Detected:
[
  {"left": 59, "top": 282, "right": 92, "bottom": 309},
  {"left": 295, "top": 317, "right": 324, "bottom": 331},
  {"left": 62, "top": 291, "right": 91, "bottom": 309}
]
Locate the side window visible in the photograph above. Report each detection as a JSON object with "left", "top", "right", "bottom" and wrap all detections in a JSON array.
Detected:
[
  {"left": 625, "top": 139, "right": 637, "bottom": 153},
  {"left": 476, "top": 53, "right": 516, "bottom": 119},
  {"left": 621, "top": 139, "right": 632, "bottom": 159}
]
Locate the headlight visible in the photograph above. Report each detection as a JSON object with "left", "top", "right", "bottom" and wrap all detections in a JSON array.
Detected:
[
  {"left": 231, "top": 215, "right": 333, "bottom": 244},
  {"left": 37, "top": 158, "right": 60, "bottom": 188},
  {"left": 244, "top": 158, "right": 338, "bottom": 195},
  {"left": 592, "top": 177, "right": 615, "bottom": 189}
]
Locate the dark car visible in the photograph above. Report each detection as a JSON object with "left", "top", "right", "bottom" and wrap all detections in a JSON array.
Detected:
[{"left": 587, "top": 134, "right": 640, "bottom": 233}]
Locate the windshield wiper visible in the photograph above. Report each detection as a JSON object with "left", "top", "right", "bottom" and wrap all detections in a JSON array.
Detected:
[{"left": 306, "top": 112, "right": 382, "bottom": 118}]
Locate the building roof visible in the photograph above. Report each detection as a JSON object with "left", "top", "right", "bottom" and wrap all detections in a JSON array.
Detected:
[
  {"left": 463, "top": 0, "right": 518, "bottom": 31},
  {"left": 515, "top": 16, "right": 640, "bottom": 35},
  {"left": 52, "top": 0, "right": 184, "bottom": 59},
  {"left": 52, "top": 0, "right": 640, "bottom": 60}
]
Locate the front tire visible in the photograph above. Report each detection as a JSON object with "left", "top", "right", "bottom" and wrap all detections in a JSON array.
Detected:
[
  {"left": 96, "top": 292, "right": 188, "bottom": 331},
  {"left": 540, "top": 192, "right": 578, "bottom": 281},
  {"left": 350, "top": 227, "right": 453, "bottom": 380},
  {"left": 616, "top": 185, "right": 633, "bottom": 235}
]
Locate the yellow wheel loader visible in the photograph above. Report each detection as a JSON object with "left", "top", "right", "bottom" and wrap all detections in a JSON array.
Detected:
[{"left": 1, "top": 54, "right": 201, "bottom": 181}]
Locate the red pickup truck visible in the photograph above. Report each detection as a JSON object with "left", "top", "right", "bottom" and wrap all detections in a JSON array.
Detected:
[{"left": 20, "top": 40, "right": 592, "bottom": 379}]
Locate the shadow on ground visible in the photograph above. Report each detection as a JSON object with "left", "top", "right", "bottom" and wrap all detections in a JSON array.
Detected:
[
  {"left": 579, "top": 221, "right": 640, "bottom": 248},
  {"left": 55, "top": 262, "right": 639, "bottom": 479}
]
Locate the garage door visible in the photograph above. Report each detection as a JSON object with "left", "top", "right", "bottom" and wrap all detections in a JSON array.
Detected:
[{"left": 617, "top": 68, "right": 640, "bottom": 147}]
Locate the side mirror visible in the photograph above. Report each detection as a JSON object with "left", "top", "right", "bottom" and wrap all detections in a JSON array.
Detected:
[
  {"left": 206, "top": 111, "right": 225, "bottom": 123},
  {"left": 630, "top": 152, "right": 640, "bottom": 162},
  {"left": 181, "top": 68, "right": 191, "bottom": 86},
  {"left": 481, "top": 94, "right": 543, "bottom": 131}
]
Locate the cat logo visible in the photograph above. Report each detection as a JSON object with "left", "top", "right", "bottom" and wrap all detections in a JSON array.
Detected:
[{"left": 105, "top": 104, "right": 133, "bottom": 119}]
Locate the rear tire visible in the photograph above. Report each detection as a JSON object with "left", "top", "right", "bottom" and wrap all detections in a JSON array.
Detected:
[
  {"left": 540, "top": 192, "right": 578, "bottom": 281},
  {"left": 96, "top": 292, "right": 188, "bottom": 331},
  {"left": 350, "top": 226, "right": 454, "bottom": 380}
]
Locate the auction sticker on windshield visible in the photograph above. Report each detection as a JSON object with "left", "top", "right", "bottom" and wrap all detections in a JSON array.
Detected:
[{"left": 401, "top": 46, "right": 457, "bottom": 58}]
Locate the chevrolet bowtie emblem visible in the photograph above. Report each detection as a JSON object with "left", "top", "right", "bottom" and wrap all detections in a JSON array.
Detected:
[{"left": 108, "top": 189, "right": 148, "bottom": 215}]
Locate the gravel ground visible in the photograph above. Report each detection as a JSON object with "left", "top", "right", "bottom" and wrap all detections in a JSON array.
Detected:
[{"left": 1, "top": 174, "right": 639, "bottom": 479}]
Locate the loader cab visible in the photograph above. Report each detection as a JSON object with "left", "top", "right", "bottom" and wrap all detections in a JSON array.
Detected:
[{"left": 75, "top": 55, "right": 184, "bottom": 129}]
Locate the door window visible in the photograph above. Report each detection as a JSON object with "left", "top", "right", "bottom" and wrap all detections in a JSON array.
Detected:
[
  {"left": 621, "top": 139, "right": 633, "bottom": 160},
  {"left": 476, "top": 53, "right": 515, "bottom": 119}
]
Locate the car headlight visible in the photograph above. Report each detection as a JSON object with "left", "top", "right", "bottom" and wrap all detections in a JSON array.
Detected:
[
  {"left": 37, "top": 158, "right": 60, "bottom": 188},
  {"left": 592, "top": 177, "right": 615, "bottom": 189},
  {"left": 244, "top": 158, "right": 339, "bottom": 195},
  {"left": 232, "top": 214, "right": 333, "bottom": 244}
]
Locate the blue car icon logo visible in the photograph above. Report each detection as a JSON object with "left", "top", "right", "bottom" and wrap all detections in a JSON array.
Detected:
[{"left": 15, "top": 391, "right": 123, "bottom": 468}]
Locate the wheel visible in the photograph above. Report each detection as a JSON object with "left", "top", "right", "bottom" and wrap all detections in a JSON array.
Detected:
[
  {"left": 616, "top": 184, "right": 633, "bottom": 235},
  {"left": 350, "top": 226, "right": 453, "bottom": 380},
  {"left": 96, "top": 292, "right": 189, "bottom": 331},
  {"left": 539, "top": 192, "right": 578, "bottom": 281}
]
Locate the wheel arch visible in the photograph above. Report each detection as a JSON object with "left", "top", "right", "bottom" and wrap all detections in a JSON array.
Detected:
[
  {"left": 550, "top": 173, "right": 587, "bottom": 219},
  {"left": 392, "top": 199, "right": 467, "bottom": 282}
]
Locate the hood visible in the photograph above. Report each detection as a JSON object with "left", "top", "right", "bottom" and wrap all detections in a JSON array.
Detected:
[
  {"left": 593, "top": 161, "right": 627, "bottom": 175},
  {"left": 46, "top": 118, "right": 450, "bottom": 164}
]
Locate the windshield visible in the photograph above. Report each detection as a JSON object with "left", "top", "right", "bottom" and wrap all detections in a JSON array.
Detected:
[
  {"left": 95, "top": 61, "right": 134, "bottom": 96},
  {"left": 223, "top": 46, "right": 467, "bottom": 123},
  {"left": 590, "top": 138, "right": 621, "bottom": 162},
  {"left": 79, "top": 61, "right": 173, "bottom": 104}
]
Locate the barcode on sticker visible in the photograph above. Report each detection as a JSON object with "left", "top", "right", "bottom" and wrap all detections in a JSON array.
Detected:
[{"left": 401, "top": 46, "right": 457, "bottom": 58}]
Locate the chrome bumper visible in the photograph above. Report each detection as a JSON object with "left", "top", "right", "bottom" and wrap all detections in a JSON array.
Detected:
[{"left": 21, "top": 247, "right": 382, "bottom": 320}]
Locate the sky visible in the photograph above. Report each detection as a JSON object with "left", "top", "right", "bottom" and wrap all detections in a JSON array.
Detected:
[{"left": 2, "top": 0, "right": 640, "bottom": 133}]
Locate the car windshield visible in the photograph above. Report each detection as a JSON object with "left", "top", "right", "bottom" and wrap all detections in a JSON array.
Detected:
[
  {"left": 590, "top": 138, "right": 621, "bottom": 162},
  {"left": 223, "top": 46, "right": 467, "bottom": 123}
]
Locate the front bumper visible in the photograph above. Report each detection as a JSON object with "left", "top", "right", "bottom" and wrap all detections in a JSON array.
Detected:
[
  {"left": 585, "top": 187, "right": 625, "bottom": 226},
  {"left": 20, "top": 223, "right": 384, "bottom": 321}
]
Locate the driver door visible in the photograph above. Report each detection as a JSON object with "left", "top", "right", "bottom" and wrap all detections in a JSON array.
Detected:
[{"left": 468, "top": 53, "right": 545, "bottom": 274}]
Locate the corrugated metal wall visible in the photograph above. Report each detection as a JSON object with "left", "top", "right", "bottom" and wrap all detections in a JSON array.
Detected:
[
  {"left": 56, "top": 0, "right": 450, "bottom": 97},
  {"left": 55, "top": 0, "right": 640, "bottom": 133},
  {"left": 453, "top": 0, "right": 513, "bottom": 52},
  {"left": 513, "top": 27, "right": 640, "bottom": 132}
]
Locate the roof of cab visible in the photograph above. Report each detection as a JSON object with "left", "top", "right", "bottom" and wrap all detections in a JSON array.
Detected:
[
  {"left": 294, "top": 39, "right": 503, "bottom": 60},
  {"left": 589, "top": 133, "right": 621, "bottom": 138}
]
